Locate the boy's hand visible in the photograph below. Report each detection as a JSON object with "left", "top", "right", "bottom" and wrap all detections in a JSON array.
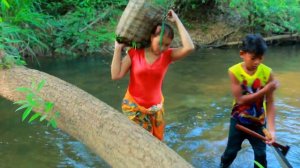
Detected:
[
  {"left": 266, "top": 80, "right": 279, "bottom": 92},
  {"left": 264, "top": 129, "right": 276, "bottom": 145},
  {"left": 263, "top": 128, "right": 276, "bottom": 144}
]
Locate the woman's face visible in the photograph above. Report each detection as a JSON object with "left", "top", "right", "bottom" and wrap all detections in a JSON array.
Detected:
[{"left": 150, "top": 34, "right": 172, "bottom": 55}]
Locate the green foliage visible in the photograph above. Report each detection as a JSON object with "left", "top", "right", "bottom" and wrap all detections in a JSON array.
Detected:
[
  {"left": 224, "top": 0, "right": 300, "bottom": 33},
  {"left": 0, "top": 52, "right": 26, "bottom": 69},
  {"left": 171, "top": 0, "right": 219, "bottom": 20},
  {"left": 37, "top": 0, "right": 126, "bottom": 57},
  {"left": 1, "top": 0, "right": 10, "bottom": 11},
  {"left": 1, "top": 0, "right": 299, "bottom": 58},
  {"left": 48, "top": 6, "right": 119, "bottom": 57},
  {"left": 1, "top": 0, "right": 126, "bottom": 58},
  {"left": 0, "top": 22, "right": 45, "bottom": 64},
  {"left": 14, "top": 80, "right": 60, "bottom": 128},
  {"left": 152, "top": 0, "right": 174, "bottom": 9},
  {"left": 0, "top": 0, "right": 49, "bottom": 61}
]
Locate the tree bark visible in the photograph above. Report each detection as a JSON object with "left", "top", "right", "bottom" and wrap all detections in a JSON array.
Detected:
[
  {"left": 0, "top": 67, "right": 193, "bottom": 168},
  {"left": 202, "top": 33, "right": 300, "bottom": 48}
]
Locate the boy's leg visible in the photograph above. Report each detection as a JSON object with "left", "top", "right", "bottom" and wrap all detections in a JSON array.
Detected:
[
  {"left": 247, "top": 128, "right": 267, "bottom": 168},
  {"left": 220, "top": 118, "right": 245, "bottom": 168}
]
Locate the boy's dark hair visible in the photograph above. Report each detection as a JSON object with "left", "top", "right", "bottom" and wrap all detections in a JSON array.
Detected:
[
  {"left": 151, "top": 23, "right": 174, "bottom": 40},
  {"left": 241, "top": 34, "right": 267, "bottom": 56}
]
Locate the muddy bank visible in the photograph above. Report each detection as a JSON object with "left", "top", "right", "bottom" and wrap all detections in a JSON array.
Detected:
[
  {"left": 184, "top": 22, "right": 300, "bottom": 49},
  {"left": 100, "top": 21, "right": 300, "bottom": 56}
]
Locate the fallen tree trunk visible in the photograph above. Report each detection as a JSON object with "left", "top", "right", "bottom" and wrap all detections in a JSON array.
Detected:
[
  {"left": 227, "top": 33, "right": 300, "bottom": 46},
  {"left": 0, "top": 67, "right": 193, "bottom": 168},
  {"left": 198, "top": 33, "right": 300, "bottom": 48}
]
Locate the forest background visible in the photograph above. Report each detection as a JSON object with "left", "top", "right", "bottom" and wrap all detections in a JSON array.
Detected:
[{"left": 1, "top": 0, "right": 300, "bottom": 62}]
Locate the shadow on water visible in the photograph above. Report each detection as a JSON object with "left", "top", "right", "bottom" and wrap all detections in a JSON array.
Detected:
[
  {"left": 0, "top": 98, "right": 110, "bottom": 168},
  {"left": 1, "top": 45, "right": 299, "bottom": 167}
]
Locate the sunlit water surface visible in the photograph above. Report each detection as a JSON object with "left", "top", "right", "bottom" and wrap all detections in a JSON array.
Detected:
[{"left": 1, "top": 45, "right": 299, "bottom": 168}]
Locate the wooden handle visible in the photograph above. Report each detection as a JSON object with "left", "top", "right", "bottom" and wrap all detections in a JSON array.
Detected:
[
  {"left": 236, "top": 124, "right": 292, "bottom": 166},
  {"left": 236, "top": 124, "right": 267, "bottom": 141},
  {"left": 235, "top": 124, "right": 289, "bottom": 153}
]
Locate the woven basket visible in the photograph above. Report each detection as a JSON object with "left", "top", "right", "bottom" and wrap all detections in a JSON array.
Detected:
[{"left": 116, "top": 0, "right": 165, "bottom": 48}]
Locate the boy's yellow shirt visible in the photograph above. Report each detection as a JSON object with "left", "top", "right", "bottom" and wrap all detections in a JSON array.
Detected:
[
  {"left": 228, "top": 62, "right": 272, "bottom": 125},
  {"left": 229, "top": 62, "right": 271, "bottom": 87}
]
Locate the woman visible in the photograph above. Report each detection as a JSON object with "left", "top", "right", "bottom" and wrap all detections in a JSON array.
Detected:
[{"left": 111, "top": 9, "right": 194, "bottom": 140}]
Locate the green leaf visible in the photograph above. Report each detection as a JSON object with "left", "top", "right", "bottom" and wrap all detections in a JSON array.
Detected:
[
  {"left": 15, "top": 59, "right": 26, "bottom": 66},
  {"left": 16, "top": 87, "right": 32, "bottom": 93},
  {"left": 44, "top": 102, "right": 54, "bottom": 113},
  {"left": 26, "top": 93, "right": 38, "bottom": 107},
  {"left": 47, "top": 119, "right": 57, "bottom": 128},
  {"left": 15, "top": 104, "right": 30, "bottom": 112},
  {"left": 28, "top": 113, "right": 41, "bottom": 123},
  {"left": 40, "top": 114, "right": 47, "bottom": 121},
  {"left": 22, "top": 107, "right": 32, "bottom": 121},
  {"left": 13, "top": 100, "right": 28, "bottom": 105},
  {"left": 4, "top": 38, "right": 23, "bottom": 43},
  {"left": 50, "top": 119, "right": 57, "bottom": 128},
  {"left": 28, "top": 34, "right": 49, "bottom": 49},
  {"left": 1, "top": 0, "right": 10, "bottom": 8},
  {"left": 36, "top": 80, "right": 46, "bottom": 92},
  {"left": 55, "top": 111, "right": 60, "bottom": 117},
  {"left": 31, "top": 81, "right": 36, "bottom": 90}
]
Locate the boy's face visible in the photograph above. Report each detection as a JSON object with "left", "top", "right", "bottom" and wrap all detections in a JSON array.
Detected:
[{"left": 240, "top": 51, "right": 264, "bottom": 71}]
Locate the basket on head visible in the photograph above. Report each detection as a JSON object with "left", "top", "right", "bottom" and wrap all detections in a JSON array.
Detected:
[{"left": 115, "top": 0, "right": 165, "bottom": 48}]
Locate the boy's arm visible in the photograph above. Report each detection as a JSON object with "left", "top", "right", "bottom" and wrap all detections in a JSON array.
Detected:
[
  {"left": 266, "top": 73, "right": 276, "bottom": 144},
  {"left": 229, "top": 71, "right": 277, "bottom": 105}
]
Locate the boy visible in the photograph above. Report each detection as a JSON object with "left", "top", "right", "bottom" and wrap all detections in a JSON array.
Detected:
[{"left": 220, "top": 34, "right": 279, "bottom": 168}]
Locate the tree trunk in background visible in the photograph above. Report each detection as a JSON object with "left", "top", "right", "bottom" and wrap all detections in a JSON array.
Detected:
[{"left": 0, "top": 67, "right": 193, "bottom": 168}]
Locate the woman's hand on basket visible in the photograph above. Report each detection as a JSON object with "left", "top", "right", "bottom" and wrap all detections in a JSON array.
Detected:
[
  {"left": 114, "top": 41, "right": 126, "bottom": 51},
  {"left": 167, "top": 9, "right": 179, "bottom": 23}
]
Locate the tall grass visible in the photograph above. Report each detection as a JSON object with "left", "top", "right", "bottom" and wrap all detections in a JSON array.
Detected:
[
  {"left": 1, "top": 0, "right": 50, "bottom": 61},
  {"left": 0, "top": 0, "right": 127, "bottom": 58}
]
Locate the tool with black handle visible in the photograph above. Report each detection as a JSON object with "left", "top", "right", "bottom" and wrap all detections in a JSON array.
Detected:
[{"left": 235, "top": 124, "right": 293, "bottom": 168}]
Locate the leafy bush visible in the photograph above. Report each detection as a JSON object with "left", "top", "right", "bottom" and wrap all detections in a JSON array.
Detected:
[
  {"left": 0, "top": 0, "right": 49, "bottom": 59},
  {"left": 41, "top": 0, "right": 126, "bottom": 57},
  {"left": 0, "top": 53, "right": 26, "bottom": 69},
  {"left": 224, "top": 0, "right": 300, "bottom": 33},
  {"left": 14, "top": 80, "right": 60, "bottom": 128},
  {"left": 1, "top": 0, "right": 299, "bottom": 58}
]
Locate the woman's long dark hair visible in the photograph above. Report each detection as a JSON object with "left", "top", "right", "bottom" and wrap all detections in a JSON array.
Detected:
[{"left": 151, "top": 23, "right": 174, "bottom": 39}]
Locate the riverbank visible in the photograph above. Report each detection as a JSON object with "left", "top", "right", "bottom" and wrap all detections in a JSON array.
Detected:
[
  {"left": 99, "top": 20, "right": 300, "bottom": 56},
  {"left": 2, "top": 1, "right": 299, "bottom": 59},
  {"left": 185, "top": 21, "right": 300, "bottom": 49}
]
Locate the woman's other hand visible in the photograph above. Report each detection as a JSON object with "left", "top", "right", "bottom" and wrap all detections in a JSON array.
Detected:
[{"left": 167, "top": 9, "right": 179, "bottom": 23}]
